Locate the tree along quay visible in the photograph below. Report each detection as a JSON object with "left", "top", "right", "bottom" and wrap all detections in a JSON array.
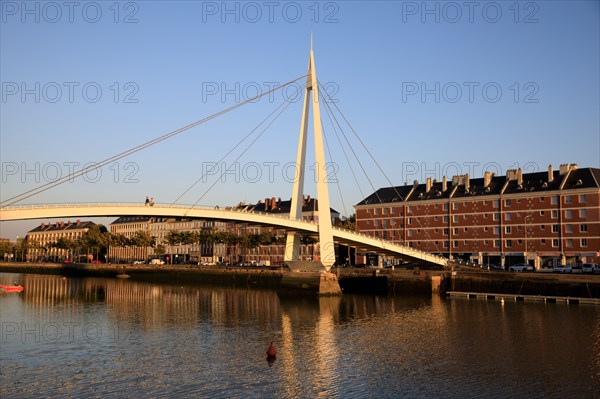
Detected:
[{"left": 1, "top": 263, "right": 599, "bottom": 299}]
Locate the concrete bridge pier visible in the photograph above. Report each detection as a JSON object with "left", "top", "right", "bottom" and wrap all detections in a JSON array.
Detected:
[
  {"left": 279, "top": 271, "right": 342, "bottom": 296},
  {"left": 280, "top": 261, "right": 342, "bottom": 296}
]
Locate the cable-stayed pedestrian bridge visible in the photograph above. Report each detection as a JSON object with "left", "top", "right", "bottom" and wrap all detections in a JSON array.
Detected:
[{"left": 0, "top": 203, "right": 448, "bottom": 266}]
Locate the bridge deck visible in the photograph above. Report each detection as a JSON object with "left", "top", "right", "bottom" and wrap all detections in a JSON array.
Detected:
[{"left": 0, "top": 203, "right": 448, "bottom": 267}]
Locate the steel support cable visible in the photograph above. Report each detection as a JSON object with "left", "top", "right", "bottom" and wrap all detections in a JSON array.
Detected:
[
  {"left": 321, "top": 92, "right": 367, "bottom": 203},
  {"left": 1, "top": 75, "right": 307, "bottom": 208},
  {"left": 171, "top": 98, "right": 293, "bottom": 206},
  {"left": 318, "top": 82, "right": 382, "bottom": 204},
  {"left": 319, "top": 82, "right": 445, "bottom": 256},
  {"left": 320, "top": 118, "right": 349, "bottom": 218},
  {"left": 186, "top": 91, "right": 297, "bottom": 213}
]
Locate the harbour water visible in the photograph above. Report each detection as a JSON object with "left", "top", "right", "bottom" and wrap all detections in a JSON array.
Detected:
[{"left": 1, "top": 272, "right": 599, "bottom": 398}]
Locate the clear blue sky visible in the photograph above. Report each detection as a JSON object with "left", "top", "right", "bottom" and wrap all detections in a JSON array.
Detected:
[{"left": 1, "top": 0, "right": 599, "bottom": 238}]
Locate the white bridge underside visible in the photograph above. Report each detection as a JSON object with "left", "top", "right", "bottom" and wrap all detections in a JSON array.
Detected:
[{"left": 0, "top": 203, "right": 448, "bottom": 266}]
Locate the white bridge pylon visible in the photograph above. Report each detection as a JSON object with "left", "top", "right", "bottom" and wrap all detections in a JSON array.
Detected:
[
  {"left": 0, "top": 204, "right": 448, "bottom": 266},
  {"left": 284, "top": 43, "right": 336, "bottom": 270}
]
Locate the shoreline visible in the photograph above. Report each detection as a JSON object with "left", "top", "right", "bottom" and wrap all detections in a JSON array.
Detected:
[{"left": 1, "top": 263, "right": 599, "bottom": 299}]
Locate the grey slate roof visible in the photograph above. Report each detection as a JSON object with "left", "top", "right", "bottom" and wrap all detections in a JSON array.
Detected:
[{"left": 356, "top": 167, "right": 600, "bottom": 206}]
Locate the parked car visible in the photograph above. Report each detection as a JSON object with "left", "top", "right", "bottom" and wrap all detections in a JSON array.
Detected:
[
  {"left": 552, "top": 265, "right": 572, "bottom": 273},
  {"left": 571, "top": 264, "right": 583, "bottom": 274},
  {"left": 133, "top": 260, "right": 145, "bottom": 265},
  {"left": 149, "top": 259, "right": 165, "bottom": 265},
  {"left": 509, "top": 264, "right": 532, "bottom": 272},
  {"left": 582, "top": 263, "right": 599, "bottom": 274}
]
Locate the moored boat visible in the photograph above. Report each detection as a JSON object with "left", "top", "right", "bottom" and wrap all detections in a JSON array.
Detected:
[{"left": 0, "top": 284, "right": 24, "bottom": 293}]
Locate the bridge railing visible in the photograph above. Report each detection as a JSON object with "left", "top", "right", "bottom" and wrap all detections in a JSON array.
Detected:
[{"left": 331, "top": 225, "right": 448, "bottom": 262}]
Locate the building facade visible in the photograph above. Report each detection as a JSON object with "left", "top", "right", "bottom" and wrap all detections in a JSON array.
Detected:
[
  {"left": 108, "top": 216, "right": 225, "bottom": 264},
  {"left": 26, "top": 220, "right": 96, "bottom": 262},
  {"left": 355, "top": 164, "right": 600, "bottom": 268}
]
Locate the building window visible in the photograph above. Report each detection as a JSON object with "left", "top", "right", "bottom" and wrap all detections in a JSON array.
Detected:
[
  {"left": 552, "top": 225, "right": 559, "bottom": 233},
  {"left": 494, "top": 226, "right": 500, "bottom": 235},
  {"left": 566, "top": 239, "right": 573, "bottom": 248},
  {"left": 453, "top": 203, "right": 458, "bottom": 210},
  {"left": 444, "top": 203, "right": 449, "bottom": 211},
  {"left": 565, "top": 195, "right": 572, "bottom": 204},
  {"left": 580, "top": 209, "right": 587, "bottom": 218},
  {"left": 565, "top": 225, "right": 573, "bottom": 233},
  {"left": 464, "top": 227, "right": 468, "bottom": 232},
  {"left": 565, "top": 210, "right": 573, "bottom": 219},
  {"left": 453, "top": 240, "right": 458, "bottom": 248},
  {"left": 581, "top": 224, "right": 587, "bottom": 232},
  {"left": 408, "top": 217, "right": 413, "bottom": 225},
  {"left": 551, "top": 196, "right": 558, "bottom": 205},
  {"left": 539, "top": 211, "right": 545, "bottom": 216},
  {"left": 541, "top": 239, "right": 546, "bottom": 244},
  {"left": 552, "top": 239, "right": 559, "bottom": 247},
  {"left": 494, "top": 240, "right": 500, "bottom": 248},
  {"left": 444, "top": 241, "right": 449, "bottom": 248},
  {"left": 408, "top": 229, "right": 413, "bottom": 237},
  {"left": 453, "top": 215, "right": 458, "bottom": 223},
  {"left": 493, "top": 213, "right": 500, "bottom": 221},
  {"left": 434, "top": 216, "right": 439, "bottom": 222},
  {"left": 581, "top": 239, "right": 587, "bottom": 247},
  {"left": 551, "top": 210, "right": 558, "bottom": 219},
  {"left": 505, "top": 226, "right": 511, "bottom": 234},
  {"left": 493, "top": 200, "right": 499, "bottom": 208},
  {"left": 453, "top": 228, "right": 459, "bottom": 235},
  {"left": 374, "top": 208, "right": 379, "bottom": 215},
  {"left": 580, "top": 194, "right": 586, "bottom": 203},
  {"left": 383, "top": 220, "right": 388, "bottom": 229},
  {"left": 506, "top": 240, "right": 512, "bottom": 248},
  {"left": 483, "top": 213, "right": 487, "bottom": 219},
  {"left": 375, "top": 220, "right": 379, "bottom": 228},
  {"left": 444, "top": 216, "right": 449, "bottom": 223},
  {"left": 444, "top": 228, "right": 449, "bottom": 235},
  {"left": 541, "top": 224, "right": 546, "bottom": 230},
  {"left": 484, "top": 227, "right": 488, "bottom": 232},
  {"left": 505, "top": 213, "right": 511, "bottom": 221},
  {"left": 408, "top": 206, "right": 413, "bottom": 213},
  {"left": 505, "top": 199, "right": 511, "bottom": 207}
]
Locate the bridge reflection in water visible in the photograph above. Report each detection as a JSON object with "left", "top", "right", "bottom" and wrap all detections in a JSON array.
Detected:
[{"left": 1, "top": 273, "right": 599, "bottom": 398}]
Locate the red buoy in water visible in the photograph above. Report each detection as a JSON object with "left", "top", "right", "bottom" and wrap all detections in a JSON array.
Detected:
[{"left": 266, "top": 342, "right": 277, "bottom": 358}]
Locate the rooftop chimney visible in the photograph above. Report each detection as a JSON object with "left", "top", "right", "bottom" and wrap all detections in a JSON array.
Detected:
[
  {"left": 442, "top": 176, "right": 447, "bottom": 191},
  {"left": 517, "top": 168, "right": 523, "bottom": 186},
  {"left": 484, "top": 171, "right": 492, "bottom": 187},
  {"left": 426, "top": 177, "right": 432, "bottom": 192},
  {"left": 465, "top": 173, "right": 470, "bottom": 191},
  {"left": 271, "top": 197, "right": 277, "bottom": 210},
  {"left": 76, "top": 219, "right": 81, "bottom": 226},
  {"left": 41, "top": 223, "right": 46, "bottom": 229},
  {"left": 559, "top": 164, "right": 569, "bottom": 175},
  {"left": 413, "top": 179, "right": 419, "bottom": 188}
]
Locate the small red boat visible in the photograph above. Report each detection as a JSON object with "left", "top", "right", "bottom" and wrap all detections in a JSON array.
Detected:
[{"left": 0, "top": 284, "right": 24, "bottom": 293}]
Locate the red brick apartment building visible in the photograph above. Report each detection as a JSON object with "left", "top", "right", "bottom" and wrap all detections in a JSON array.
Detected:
[{"left": 355, "top": 164, "right": 599, "bottom": 269}]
